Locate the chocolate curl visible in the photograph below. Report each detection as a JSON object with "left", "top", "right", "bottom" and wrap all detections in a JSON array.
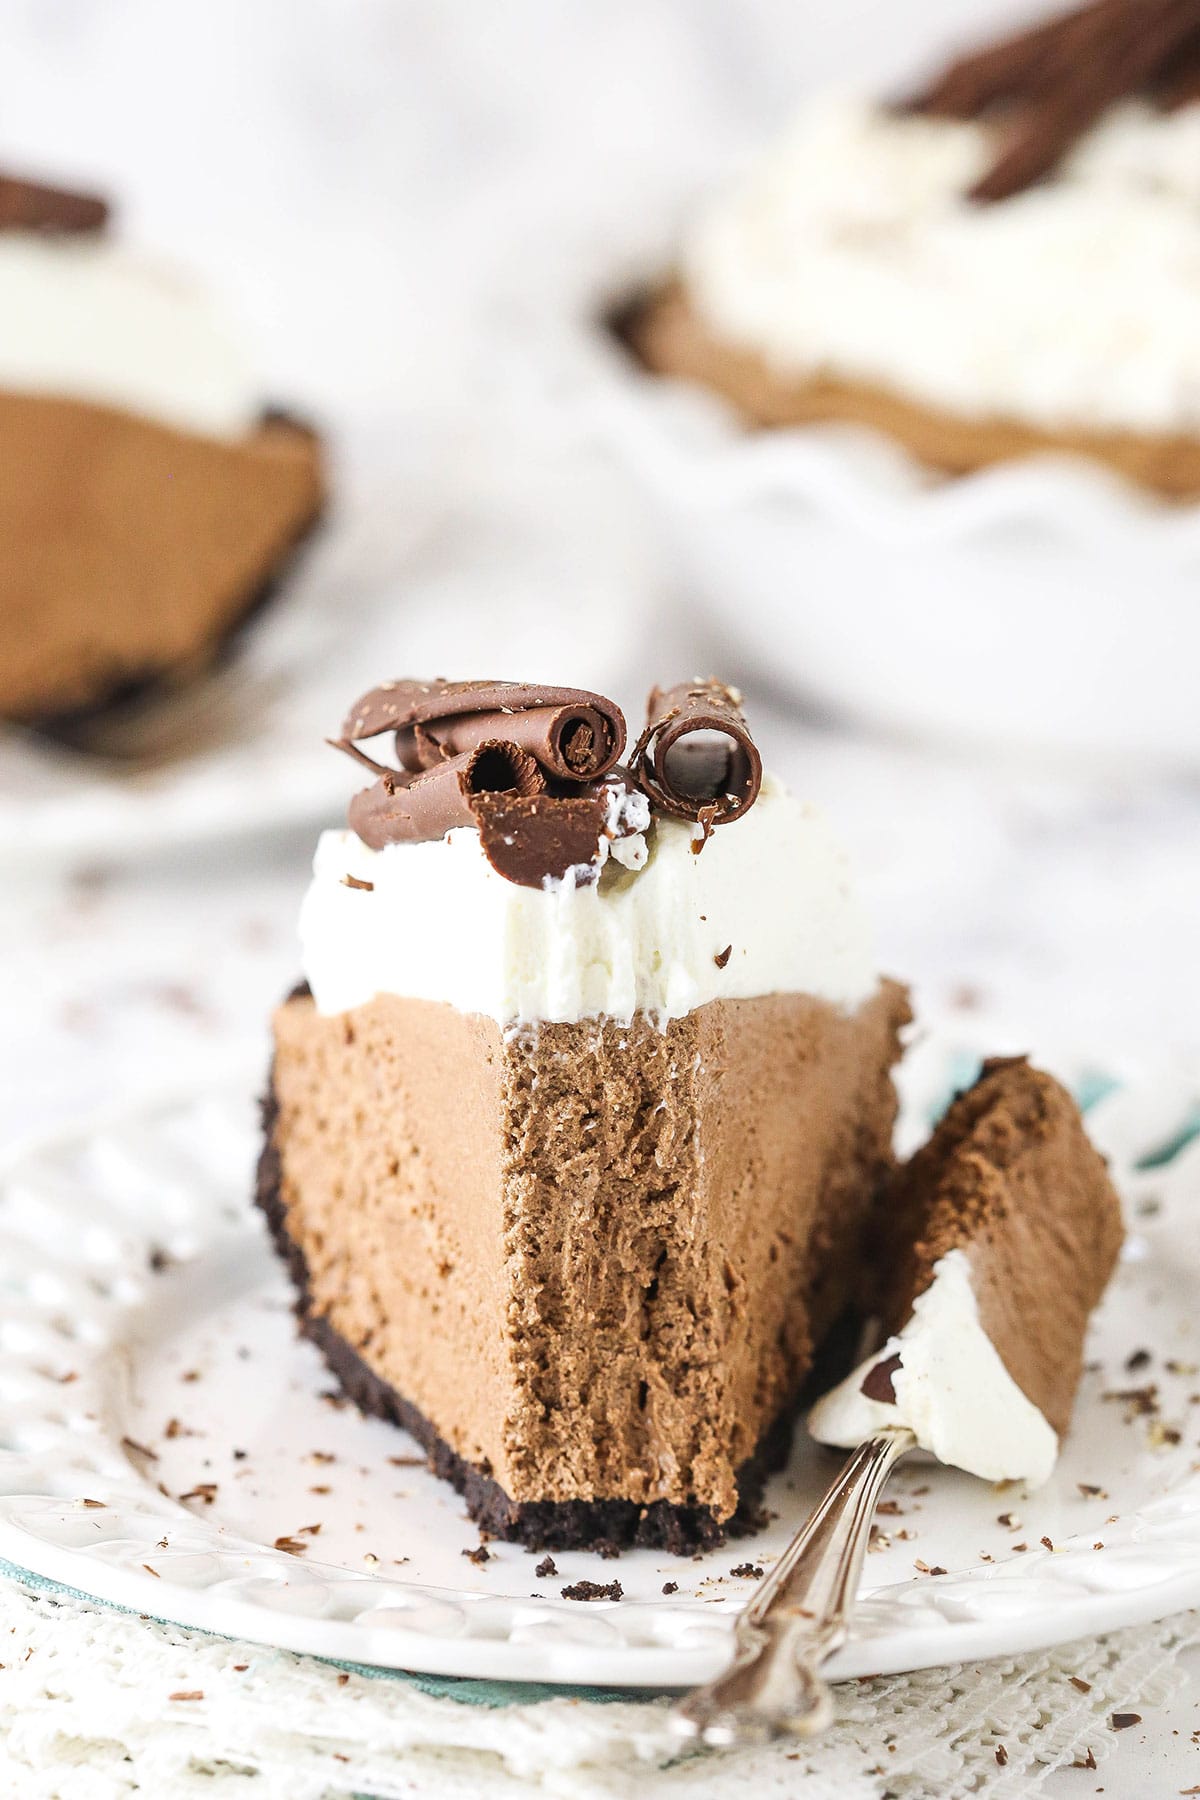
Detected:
[
  {"left": 405, "top": 703, "right": 625, "bottom": 783},
  {"left": 0, "top": 173, "right": 109, "bottom": 234},
  {"left": 631, "top": 680, "right": 762, "bottom": 828},
  {"left": 340, "top": 679, "right": 626, "bottom": 782},
  {"left": 972, "top": 0, "right": 1198, "bottom": 203},
  {"left": 901, "top": 3, "right": 1092, "bottom": 118},
  {"left": 347, "top": 740, "right": 544, "bottom": 852}
]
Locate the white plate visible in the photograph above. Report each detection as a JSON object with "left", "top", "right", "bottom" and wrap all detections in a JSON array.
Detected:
[{"left": 1, "top": 1046, "right": 1198, "bottom": 1689}]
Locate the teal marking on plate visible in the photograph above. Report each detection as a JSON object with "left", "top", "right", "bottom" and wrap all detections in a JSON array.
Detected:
[
  {"left": 1073, "top": 1069, "right": 1121, "bottom": 1114},
  {"left": 1135, "top": 1104, "right": 1200, "bottom": 1171},
  {"left": 927, "top": 1058, "right": 1120, "bottom": 1127},
  {"left": 925, "top": 1051, "right": 983, "bottom": 1126}
]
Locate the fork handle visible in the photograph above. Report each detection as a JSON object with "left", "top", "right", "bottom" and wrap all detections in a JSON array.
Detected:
[{"left": 670, "top": 1427, "right": 916, "bottom": 1748}]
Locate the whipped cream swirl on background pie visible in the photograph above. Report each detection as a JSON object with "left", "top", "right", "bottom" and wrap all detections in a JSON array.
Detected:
[{"left": 683, "top": 94, "right": 1200, "bottom": 435}]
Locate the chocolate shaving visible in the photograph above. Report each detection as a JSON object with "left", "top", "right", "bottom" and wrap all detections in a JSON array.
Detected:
[
  {"left": 630, "top": 680, "right": 762, "bottom": 827},
  {"left": 0, "top": 172, "right": 109, "bottom": 235},
  {"left": 346, "top": 741, "right": 545, "bottom": 851},
  {"left": 861, "top": 1352, "right": 902, "bottom": 1404},
  {"left": 339, "top": 679, "right": 626, "bottom": 783},
  {"left": 902, "top": 0, "right": 1200, "bottom": 202}
]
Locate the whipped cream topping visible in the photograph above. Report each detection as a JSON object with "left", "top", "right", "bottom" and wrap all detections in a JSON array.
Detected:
[
  {"left": 684, "top": 94, "right": 1200, "bottom": 435},
  {"left": 299, "top": 775, "right": 878, "bottom": 1026},
  {"left": 0, "top": 235, "right": 261, "bottom": 437},
  {"left": 808, "top": 1249, "right": 1059, "bottom": 1488}
]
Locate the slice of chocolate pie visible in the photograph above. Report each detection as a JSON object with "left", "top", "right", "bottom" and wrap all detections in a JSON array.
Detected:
[
  {"left": 258, "top": 677, "right": 910, "bottom": 1550},
  {"left": 809, "top": 1057, "right": 1124, "bottom": 1486},
  {"left": 0, "top": 171, "right": 324, "bottom": 730}
]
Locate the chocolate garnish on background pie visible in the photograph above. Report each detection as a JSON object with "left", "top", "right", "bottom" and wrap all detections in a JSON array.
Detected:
[
  {"left": 902, "top": 0, "right": 1200, "bottom": 202},
  {"left": 0, "top": 172, "right": 109, "bottom": 235},
  {"left": 630, "top": 679, "right": 763, "bottom": 828}
]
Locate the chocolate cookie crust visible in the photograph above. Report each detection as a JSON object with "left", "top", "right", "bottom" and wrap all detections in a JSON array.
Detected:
[
  {"left": 620, "top": 283, "right": 1200, "bottom": 500},
  {"left": 0, "top": 396, "right": 324, "bottom": 726}
]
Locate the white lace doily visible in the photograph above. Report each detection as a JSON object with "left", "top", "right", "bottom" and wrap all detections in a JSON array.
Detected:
[{"left": 1, "top": 1567, "right": 1194, "bottom": 1799}]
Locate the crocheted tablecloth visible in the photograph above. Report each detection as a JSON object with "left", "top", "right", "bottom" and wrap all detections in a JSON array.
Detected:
[{"left": 2, "top": 1563, "right": 1194, "bottom": 1799}]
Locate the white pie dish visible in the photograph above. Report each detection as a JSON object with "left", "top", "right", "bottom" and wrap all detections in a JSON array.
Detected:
[{"left": 580, "top": 306, "right": 1200, "bottom": 769}]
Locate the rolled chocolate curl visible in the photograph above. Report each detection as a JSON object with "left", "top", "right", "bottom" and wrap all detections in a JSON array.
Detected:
[
  {"left": 340, "top": 679, "right": 626, "bottom": 782},
  {"left": 631, "top": 680, "right": 762, "bottom": 827},
  {"left": 472, "top": 787, "right": 613, "bottom": 888},
  {"left": 347, "top": 740, "right": 544, "bottom": 851},
  {"left": 406, "top": 702, "right": 625, "bottom": 782}
]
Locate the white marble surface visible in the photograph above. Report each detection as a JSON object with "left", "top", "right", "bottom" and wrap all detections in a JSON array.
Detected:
[{"left": 2, "top": 0, "right": 1200, "bottom": 1792}]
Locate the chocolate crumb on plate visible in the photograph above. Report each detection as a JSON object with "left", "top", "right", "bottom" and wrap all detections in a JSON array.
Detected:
[
  {"left": 1109, "top": 1713, "right": 1141, "bottom": 1732},
  {"left": 462, "top": 1544, "right": 491, "bottom": 1565},
  {"left": 534, "top": 1555, "right": 557, "bottom": 1578},
  {"left": 662, "top": 1580, "right": 679, "bottom": 1595},
  {"left": 714, "top": 945, "right": 732, "bottom": 969},
  {"left": 560, "top": 1579, "right": 624, "bottom": 1602},
  {"left": 730, "top": 1562, "right": 764, "bottom": 1579}
]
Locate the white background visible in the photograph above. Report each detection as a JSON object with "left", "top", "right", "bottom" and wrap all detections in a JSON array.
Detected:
[{"left": 2, "top": 0, "right": 1200, "bottom": 1792}]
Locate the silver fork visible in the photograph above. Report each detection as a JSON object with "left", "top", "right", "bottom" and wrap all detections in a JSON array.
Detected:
[{"left": 670, "top": 1426, "right": 916, "bottom": 1747}]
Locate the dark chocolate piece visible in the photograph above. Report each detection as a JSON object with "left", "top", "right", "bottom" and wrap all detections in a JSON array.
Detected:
[
  {"left": 346, "top": 742, "right": 545, "bottom": 851},
  {"left": 0, "top": 172, "right": 109, "bottom": 235},
  {"left": 339, "top": 679, "right": 626, "bottom": 782},
  {"left": 472, "top": 784, "right": 614, "bottom": 887},
  {"left": 631, "top": 679, "right": 762, "bottom": 827},
  {"left": 860, "top": 1352, "right": 902, "bottom": 1404}
]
